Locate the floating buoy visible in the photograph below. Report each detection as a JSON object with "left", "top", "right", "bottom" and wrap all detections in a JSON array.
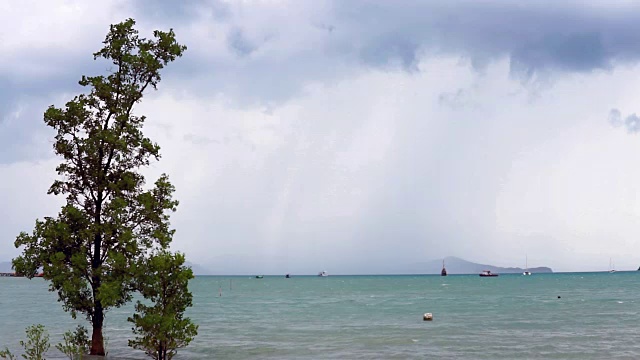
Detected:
[{"left": 423, "top": 313, "right": 433, "bottom": 321}]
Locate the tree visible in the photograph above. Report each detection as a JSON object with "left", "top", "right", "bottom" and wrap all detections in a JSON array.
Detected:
[
  {"left": 13, "top": 19, "right": 186, "bottom": 355},
  {"left": 55, "top": 325, "right": 90, "bottom": 360},
  {"left": 128, "top": 251, "right": 198, "bottom": 360},
  {"left": 0, "top": 324, "right": 50, "bottom": 360},
  {"left": 0, "top": 347, "right": 16, "bottom": 360},
  {"left": 20, "top": 325, "right": 50, "bottom": 360}
]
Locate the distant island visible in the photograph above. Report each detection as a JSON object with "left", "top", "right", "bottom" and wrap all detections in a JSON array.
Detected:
[
  {"left": 184, "top": 261, "right": 212, "bottom": 275},
  {"left": 2, "top": 257, "right": 552, "bottom": 275},
  {"left": 408, "top": 256, "right": 553, "bottom": 275}
]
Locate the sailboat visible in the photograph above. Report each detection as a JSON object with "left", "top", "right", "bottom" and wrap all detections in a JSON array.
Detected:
[
  {"left": 441, "top": 259, "right": 447, "bottom": 276},
  {"left": 523, "top": 256, "right": 531, "bottom": 276},
  {"left": 609, "top": 258, "right": 616, "bottom": 273}
]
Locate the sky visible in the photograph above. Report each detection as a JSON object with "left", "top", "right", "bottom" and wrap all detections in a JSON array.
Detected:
[{"left": 3, "top": 0, "right": 640, "bottom": 274}]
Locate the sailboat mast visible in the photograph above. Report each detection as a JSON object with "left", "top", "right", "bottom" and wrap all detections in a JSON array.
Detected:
[
  {"left": 523, "top": 255, "right": 532, "bottom": 275},
  {"left": 441, "top": 259, "right": 447, "bottom": 276}
]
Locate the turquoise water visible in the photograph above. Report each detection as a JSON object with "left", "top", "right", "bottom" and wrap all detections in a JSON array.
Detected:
[{"left": 1, "top": 272, "right": 639, "bottom": 359}]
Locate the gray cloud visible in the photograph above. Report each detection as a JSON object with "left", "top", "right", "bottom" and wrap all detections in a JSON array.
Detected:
[
  {"left": 0, "top": 56, "right": 111, "bottom": 164},
  {"left": 7, "top": 1, "right": 640, "bottom": 123},
  {"left": 6, "top": 0, "right": 640, "bottom": 273},
  {"left": 183, "top": 133, "right": 220, "bottom": 146},
  {"left": 625, "top": 114, "right": 640, "bottom": 133},
  {"left": 608, "top": 108, "right": 640, "bottom": 134},
  {"left": 609, "top": 108, "right": 623, "bottom": 127},
  {"left": 439, "top": 89, "right": 474, "bottom": 110},
  {"left": 359, "top": 35, "right": 420, "bottom": 71},
  {"left": 130, "top": 0, "right": 227, "bottom": 22},
  {"left": 151, "top": 1, "right": 640, "bottom": 107},
  {"left": 227, "top": 28, "right": 258, "bottom": 57}
]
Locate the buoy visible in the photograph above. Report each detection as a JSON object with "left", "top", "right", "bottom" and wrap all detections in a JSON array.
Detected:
[
  {"left": 557, "top": 296, "right": 561, "bottom": 299},
  {"left": 423, "top": 313, "right": 433, "bottom": 321}
]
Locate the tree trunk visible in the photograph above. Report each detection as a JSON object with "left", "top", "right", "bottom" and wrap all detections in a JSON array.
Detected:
[
  {"left": 90, "top": 306, "right": 105, "bottom": 355},
  {"left": 91, "top": 191, "right": 104, "bottom": 356},
  {"left": 159, "top": 343, "right": 166, "bottom": 360}
]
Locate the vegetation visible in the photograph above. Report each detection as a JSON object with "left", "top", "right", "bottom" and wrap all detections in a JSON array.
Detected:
[
  {"left": 20, "top": 325, "right": 50, "bottom": 360},
  {"left": 0, "top": 324, "right": 50, "bottom": 360},
  {"left": 12, "top": 18, "right": 187, "bottom": 356},
  {"left": 128, "top": 251, "right": 198, "bottom": 360},
  {"left": 55, "top": 325, "right": 90, "bottom": 360},
  {"left": 0, "top": 347, "right": 16, "bottom": 360}
]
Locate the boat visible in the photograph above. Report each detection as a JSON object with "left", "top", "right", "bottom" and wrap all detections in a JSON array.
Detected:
[
  {"left": 285, "top": 274, "right": 290, "bottom": 278},
  {"left": 255, "top": 275, "right": 263, "bottom": 279},
  {"left": 609, "top": 258, "right": 616, "bottom": 273},
  {"left": 479, "top": 270, "right": 498, "bottom": 277},
  {"left": 523, "top": 256, "right": 531, "bottom": 276},
  {"left": 318, "top": 271, "right": 328, "bottom": 277},
  {"left": 441, "top": 260, "right": 447, "bottom": 276}
]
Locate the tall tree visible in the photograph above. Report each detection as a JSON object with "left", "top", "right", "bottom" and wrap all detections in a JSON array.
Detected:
[
  {"left": 128, "top": 251, "right": 198, "bottom": 360},
  {"left": 12, "top": 19, "right": 186, "bottom": 355}
]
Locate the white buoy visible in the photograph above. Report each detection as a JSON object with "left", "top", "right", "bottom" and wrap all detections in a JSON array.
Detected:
[{"left": 423, "top": 313, "right": 433, "bottom": 321}]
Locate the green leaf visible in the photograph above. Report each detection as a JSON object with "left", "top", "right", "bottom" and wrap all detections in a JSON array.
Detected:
[
  {"left": 128, "top": 251, "right": 198, "bottom": 360},
  {"left": 13, "top": 18, "right": 186, "bottom": 356}
]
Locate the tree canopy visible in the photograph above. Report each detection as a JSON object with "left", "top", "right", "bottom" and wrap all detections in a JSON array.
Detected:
[
  {"left": 129, "top": 251, "right": 198, "bottom": 360},
  {"left": 13, "top": 18, "right": 186, "bottom": 356}
]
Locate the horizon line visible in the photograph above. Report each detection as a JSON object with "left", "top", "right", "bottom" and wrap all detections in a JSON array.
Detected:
[{"left": 192, "top": 270, "right": 640, "bottom": 276}]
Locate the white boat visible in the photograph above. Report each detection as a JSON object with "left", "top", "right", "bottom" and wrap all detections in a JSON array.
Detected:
[
  {"left": 318, "top": 271, "right": 328, "bottom": 277},
  {"left": 523, "top": 256, "right": 532, "bottom": 276},
  {"left": 609, "top": 258, "right": 616, "bottom": 273}
]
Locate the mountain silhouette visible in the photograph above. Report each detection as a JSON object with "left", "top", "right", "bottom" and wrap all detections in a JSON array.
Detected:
[{"left": 406, "top": 256, "right": 553, "bottom": 274}]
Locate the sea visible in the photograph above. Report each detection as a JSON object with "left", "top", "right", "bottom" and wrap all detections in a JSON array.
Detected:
[{"left": 1, "top": 272, "right": 639, "bottom": 359}]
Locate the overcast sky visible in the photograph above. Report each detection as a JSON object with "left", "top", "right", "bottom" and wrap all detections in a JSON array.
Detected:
[{"left": 3, "top": 0, "right": 640, "bottom": 274}]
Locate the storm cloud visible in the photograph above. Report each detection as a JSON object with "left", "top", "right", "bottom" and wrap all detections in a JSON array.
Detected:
[{"left": 3, "top": 1, "right": 640, "bottom": 273}]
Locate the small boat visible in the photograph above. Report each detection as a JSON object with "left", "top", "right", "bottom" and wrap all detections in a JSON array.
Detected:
[
  {"left": 479, "top": 270, "right": 498, "bottom": 277},
  {"left": 609, "top": 258, "right": 616, "bottom": 273},
  {"left": 285, "top": 274, "right": 290, "bottom": 278},
  {"left": 523, "top": 256, "right": 531, "bottom": 276},
  {"left": 255, "top": 275, "right": 264, "bottom": 279},
  {"left": 441, "top": 260, "right": 447, "bottom": 276},
  {"left": 318, "top": 271, "right": 328, "bottom": 277}
]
